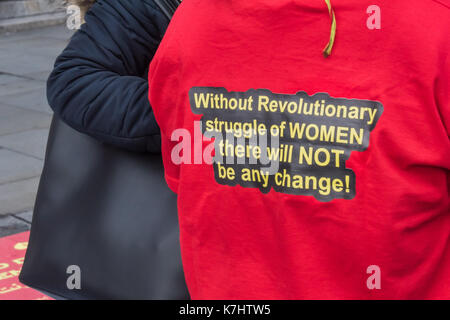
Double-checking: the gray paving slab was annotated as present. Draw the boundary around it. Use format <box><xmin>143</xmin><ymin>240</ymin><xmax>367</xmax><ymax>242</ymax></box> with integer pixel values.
<box><xmin>38</xmin><ymin>23</ymin><xmax>75</xmax><ymax>41</ymax></box>
<box><xmin>0</xmin><ymin>129</ymin><xmax>49</xmax><ymax>160</ymax></box>
<box><xmin>13</xmin><ymin>210</ymin><xmax>33</xmax><ymax>224</ymax></box>
<box><xmin>0</xmin><ymin>76</ymin><xmax>45</xmax><ymax>97</ymax></box>
<box><xmin>0</xmin><ymin>33</ymin><xmax>66</xmax><ymax>49</ymax></box>
<box><xmin>0</xmin><ymin>214</ymin><xmax>31</xmax><ymax>237</ymax></box>
<box><xmin>0</xmin><ymin>149</ymin><xmax>43</xmax><ymax>185</ymax></box>
<box><xmin>0</xmin><ymin>104</ymin><xmax>52</xmax><ymax>136</ymax></box>
<box><xmin>0</xmin><ymin>32</ymin><xmax>38</xmax><ymax>45</ymax></box>
<box><xmin>0</xmin><ymin>24</ymin><xmax>74</xmax><ymax>237</ymax></box>
<box><xmin>22</xmin><ymin>70</ymin><xmax>52</xmax><ymax>82</ymax></box>
<box><xmin>0</xmin><ymin>36</ymin><xmax>69</xmax><ymax>58</ymax></box>
<box><xmin>0</xmin><ymin>87</ymin><xmax>52</xmax><ymax>114</ymax></box>
<box><xmin>0</xmin><ymin>177</ymin><xmax>40</xmax><ymax>216</ymax></box>
<box><xmin>0</xmin><ymin>74</ymin><xmax>24</xmax><ymax>85</ymax></box>
<box><xmin>0</xmin><ymin>50</ymin><xmax>55</xmax><ymax>76</ymax></box>
<box><xmin>0</xmin><ymin>24</ymin><xmax>74</xmax><ymax>44</ymax></box>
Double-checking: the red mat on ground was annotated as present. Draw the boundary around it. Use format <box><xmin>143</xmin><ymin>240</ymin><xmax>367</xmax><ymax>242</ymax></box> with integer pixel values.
<box><xmin>0</xmin><ymin>231</ymin><xmax>52</xmax><ymax>300</ymax></box>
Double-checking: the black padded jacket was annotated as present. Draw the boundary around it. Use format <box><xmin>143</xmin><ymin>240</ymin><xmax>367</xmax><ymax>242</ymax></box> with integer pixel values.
<box><xmin>47</xmin><ymin>0</ymin><xmax>173</xmax><ymax>153</ymax></box>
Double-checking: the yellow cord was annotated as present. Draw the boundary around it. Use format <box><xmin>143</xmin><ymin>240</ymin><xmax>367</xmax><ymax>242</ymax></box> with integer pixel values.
<box><xmin>323</xmin><ymin>0</ymin><xmax>336</xmax><ymax>58</ymax></box>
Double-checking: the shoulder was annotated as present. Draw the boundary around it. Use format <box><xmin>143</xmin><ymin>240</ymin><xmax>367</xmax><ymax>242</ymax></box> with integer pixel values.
<box><xmin>82</xmin><ymin>0</ymin><xmax>170</xmax><ymax>35</ymax></box>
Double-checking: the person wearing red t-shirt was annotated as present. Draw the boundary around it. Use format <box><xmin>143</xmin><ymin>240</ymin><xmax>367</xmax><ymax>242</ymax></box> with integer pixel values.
<box><xmin>149</xmin><ymin>0</ymin><xmax>450</xmax><ymax>299</ymax></box>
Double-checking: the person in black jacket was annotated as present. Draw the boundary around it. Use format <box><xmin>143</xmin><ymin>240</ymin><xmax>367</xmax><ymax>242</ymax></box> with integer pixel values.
<box><xmin>48</xmin><ymin>0</ymin><xmax>170</xmax><ymax>152</ymax></box>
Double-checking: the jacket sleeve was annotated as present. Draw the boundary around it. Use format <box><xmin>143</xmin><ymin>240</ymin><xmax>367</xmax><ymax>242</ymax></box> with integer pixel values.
<box><xmin>47</xmin><ymin>0</ymin><xmax>169</xmax><ymax>153</ymax></box>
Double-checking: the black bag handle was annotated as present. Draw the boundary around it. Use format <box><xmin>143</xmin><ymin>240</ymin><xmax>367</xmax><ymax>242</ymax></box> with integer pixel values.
<box><xmin>154</xmin><ymin>0</ymin><xmax>182</xmax><ymax>19</ymax></box>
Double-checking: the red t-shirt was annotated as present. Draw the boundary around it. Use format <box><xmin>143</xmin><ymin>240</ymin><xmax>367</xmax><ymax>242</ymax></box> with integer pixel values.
<box><xmin>149</xmin><ymin>0</ymin><xmax>450</xmax><ymax>299</ymax></box>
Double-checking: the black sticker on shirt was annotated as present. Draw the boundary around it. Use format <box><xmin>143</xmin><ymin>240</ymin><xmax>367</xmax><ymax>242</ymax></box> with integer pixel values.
<box><xmin>189</xmin><ymin>87</ymin><xmax>383</xmax><ymax>202</ymax></box>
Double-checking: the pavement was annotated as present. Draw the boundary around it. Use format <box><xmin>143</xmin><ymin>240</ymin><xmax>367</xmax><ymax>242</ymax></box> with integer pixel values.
<box><xmin>0</xmin><ymin>24</ymin><xmax>75</xmax><ymax>237</ymax></box>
